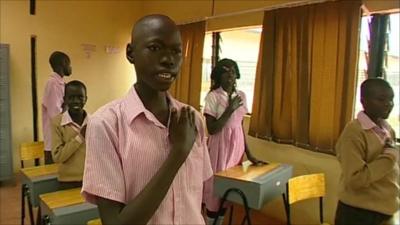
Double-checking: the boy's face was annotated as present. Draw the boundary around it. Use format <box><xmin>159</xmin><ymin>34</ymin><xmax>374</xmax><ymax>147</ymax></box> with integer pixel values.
<box><xmin>62</xmin><ymin>57</ymin><xmax>72</xmax><ymax>76</ymax></box>
<box><xmin>127</xmin><ymin>16</ymin><xmax>182</xmax><ymax>92</ymax></box>
<box><xmin>362</xmin><ymin>85</ymin><xmax>394</xmax><ymax>120</ymax></box>
<box><xmin>64</xmin><ymin>85</ymin><xmax>87</xmax><ymax>114</ymax></box>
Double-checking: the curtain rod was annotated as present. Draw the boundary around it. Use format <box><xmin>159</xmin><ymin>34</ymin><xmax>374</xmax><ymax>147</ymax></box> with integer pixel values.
<box><xmin>177</xmin><ymin>0</ymin><xmax>333</xmax><ymax>25</ymax></box>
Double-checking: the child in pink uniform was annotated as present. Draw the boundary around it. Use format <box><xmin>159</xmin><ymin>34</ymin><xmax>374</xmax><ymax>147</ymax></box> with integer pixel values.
<box><xmin>42</xmin><ymin>51</ymin><xmax>72</xmax><ymax>164</ymax></box>
<box><xmin>82</xmin><ymin>14</ymin><xmax>213</xmax><ymax>225</ymax></box>
<box><xmin>203</xmin><ymin>58</ymin><xmax>264</xmax><ymax>224</ymax></box>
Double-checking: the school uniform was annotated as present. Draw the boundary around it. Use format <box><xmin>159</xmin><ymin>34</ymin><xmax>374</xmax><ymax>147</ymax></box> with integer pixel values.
<box><xmin>335</xmin><ymin>111</ymin><xmax>399</xmax><ymax>225</ymax></box>
<box><xmin>82</xmin><ymin>86</ymin><xmax>213</xmax><ymax>224</ymax></box>
<box><xmin>202</xmin><ymin>87</ymin><xmax>248</xmax><ymax>212</ymax></box>
<box><xmin>42</xmin><ymin>72</ymin><xmax>65</xmax><ymax>163</ymax></box>
<box><xmin>51</xmin><ymin>111</ymin><xmax>88</xmax><ymax>188</ymax></box>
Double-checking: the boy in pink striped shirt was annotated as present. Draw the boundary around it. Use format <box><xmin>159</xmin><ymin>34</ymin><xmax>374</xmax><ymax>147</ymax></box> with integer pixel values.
<box><xmin>42</xmin><ymin>51</ymin><xmax>72</xmax><ymax>164</ymax></box>
<box><xmin>82</xmin><ymin>14</ymin><xmax>213</xmax><ymax>225</ymax></box>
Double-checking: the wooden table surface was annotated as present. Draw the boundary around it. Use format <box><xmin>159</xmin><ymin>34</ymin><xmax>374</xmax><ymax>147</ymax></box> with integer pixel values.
<box><xmin>87</xmin><ymin>218</ymin><xmax>101</xmax><ymax>225</ymax></box>
<box><xmin>215</xmin><ymin>163</ymin><xmax>280</xmax><ymax>182</ymax></box>
<box><xmin>40</xmin><ymin>188</ymin><xmax>84</xmax><ymax>209</ymax></box>
<box><xmin>20</xmin><ymin>164</ymin><xmax>59</xmax><ymax>178</ymax></box>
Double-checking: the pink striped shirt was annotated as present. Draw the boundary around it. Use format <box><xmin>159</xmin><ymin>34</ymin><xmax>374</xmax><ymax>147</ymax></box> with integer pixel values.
<box><xmin>82</xmin><ymin>86</ymin><xmax>213</xmax><ymax>225</ymax></box>
<box><xmin>42</xmin><ymin>72</ymin><xmax>65</xmax><ymax>151</ymax></box>
<box><xmin>357</xmin><ymin>111</ymin><xmax>393</xmax><ymax>144</ymax></box>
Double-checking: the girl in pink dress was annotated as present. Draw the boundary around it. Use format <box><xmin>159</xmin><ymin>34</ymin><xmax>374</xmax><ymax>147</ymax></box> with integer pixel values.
<box><xmin>203</xmin><ymin>58</ymin><xmax>264</xmax><ymax>224</ymax></box>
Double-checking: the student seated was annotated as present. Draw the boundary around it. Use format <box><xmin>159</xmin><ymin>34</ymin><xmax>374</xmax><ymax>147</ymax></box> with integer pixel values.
<box><xmin>51</xmin><ymin>80</ymin><xmax>88</xmax><ymax>190</ymax></box>
<box><xmin>335</xmin><ymin>78</ymin><xmax>399</xmax><ymax>225</ymax></box>
<box><xmin>81</xmin><ymin>14</ymin><xmax>213</xmax><ymax>225</ymax></box>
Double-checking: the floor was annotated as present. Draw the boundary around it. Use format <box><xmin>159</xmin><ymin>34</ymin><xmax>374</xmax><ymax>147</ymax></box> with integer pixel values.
<box><xmin>0</xmin><ymin>176</ymin><xmax>25</xmax><ymax>225</ymax></box>
<box><xmin>0</xmin><ymin>173</ymin><xmax>284</xmax><ymax>225</ymax></box>
<box><xmin>219</xmin><ymin>204</ymin><xmax>284</xmax><ymax>225</ymax></box>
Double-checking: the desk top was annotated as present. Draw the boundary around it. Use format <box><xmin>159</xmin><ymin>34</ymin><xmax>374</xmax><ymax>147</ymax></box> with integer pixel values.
<box><xmin>40</xmin><ymin>188</ymin><xmax>84</xmax><ymax>209</ymax></box>
<box><xmin>87</xmin><ymin>218</ymin><xmax>102</xmax><ymax>225</ymax></box>
<box><xmin>215</xmin><ymin>163</ymin><xmax>281</xmax><ymax>182</ymax></box>
<box><xmin>20</xmin><ymin>164</ymin><xmax>59</xmax><ymax>179</ymax></box>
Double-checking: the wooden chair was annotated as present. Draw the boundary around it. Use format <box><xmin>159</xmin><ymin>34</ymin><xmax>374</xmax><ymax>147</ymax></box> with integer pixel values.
<box><xmin>19</xmin><ymin>141</ymin><xmax>44</xmax><ymax>225</ymax></box>
<box><xmin>20</xmin><ymin>141</ymin><xmax>44</xmax><ymax>168</ymax></box>
<box><xmin>87</xmin><ymin>218</ymin><xmax>102</xmax><ymax>225</ymax></box>
<box><xmin>284</xmin><ymin>173</ymin><xmax>327</xmax><ymax>225</ymax></box>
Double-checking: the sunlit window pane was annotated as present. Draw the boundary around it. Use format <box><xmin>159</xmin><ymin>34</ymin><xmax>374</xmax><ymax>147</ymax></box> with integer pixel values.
<box><xmin>355</xmin><ymin>13</ymin><xmax>399</xmax><ymax>135</ymax></box>
<box><xmin>200</xmin><ymin>27</ymin><xmax>261</xmax><ymax>113</ymax></box>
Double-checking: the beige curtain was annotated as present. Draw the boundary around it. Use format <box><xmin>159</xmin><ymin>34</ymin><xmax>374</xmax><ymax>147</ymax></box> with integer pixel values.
<box><xmin>249</xmin><ymin>0</ymin><xmax>361</xmax><ymax>153</ymax></box>
<box><xmin>170</xmin><ymin>21</ymin><xmax>205</xmax><ymax>110</ymax></box>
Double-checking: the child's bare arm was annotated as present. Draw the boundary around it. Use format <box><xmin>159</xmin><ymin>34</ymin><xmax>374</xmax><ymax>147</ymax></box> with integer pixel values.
<box><xmin>242</xmin><ymin>120</ymin><xmax>267</xmax><ymax>165</ymax></box>
<box><xmin>97</xmin><ymin>154</ymin><xmax>187</xmax><ymax>225</ymax></box>
<box><xmin>205</xmin><ymin>95</ymin><xmax>242</xmax><ymax>135</ymax></box>
<box><xmin>97</xmin><ymin>107</ymin><xmax>197</xmax><ymax>225</ymax></box>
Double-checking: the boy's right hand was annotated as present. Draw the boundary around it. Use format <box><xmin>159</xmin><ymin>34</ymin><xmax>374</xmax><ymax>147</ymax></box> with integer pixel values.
<box><xmin>384</xmin><ymin>148</ymin><xmax>399</xmax><ymax>163</ymax></box>
<box><xmin>169</xmin><ymin>107</ymin><xmax>198</xmax><ymax>163</ymax></box>
<box><xmin>80</xmin><ymin>125</ymin><xmax>87</xmax><ymax>138</ymax></box>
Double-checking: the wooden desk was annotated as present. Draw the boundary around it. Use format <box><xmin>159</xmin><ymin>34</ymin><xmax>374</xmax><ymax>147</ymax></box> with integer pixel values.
<box><xmin>20</xmin><ymin>164</ymin><xmax>60</xmax><ymax>207</ymax></box>
<box><xmin>39</xmin><ymin>188</ymin><xmax>99</xmax><ymax>225</ymax></box>
<box><xmin>214</xmin><ymin>163</ymin><xmax>293</xmax><ymax>210</ymax></box>
<box><xmin>87</xmin><ymin>218</ymin><xmax>101</xmax><ymax>225</ymax></box>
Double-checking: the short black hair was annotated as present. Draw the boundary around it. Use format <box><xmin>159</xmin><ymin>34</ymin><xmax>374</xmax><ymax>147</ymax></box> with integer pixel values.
<box><xmin>65</xmin><ymin>80</ymin><xmax>87</xmax><ymax>95</ymax></box>
<box><xmin>210</xmin><ymin>58</ymin><xmax>240</xmax><ymax>90</ymax></box>
<box><xmin>360</xmin><ymin>78</ymin><xmax>392</xmax><ymax>99</ymax></box>
<box><xmin>49</xmin><ymin>51</ymin><xmax>69</xmax><ymax>71</ymax></box>
<box><xmin>131</xmin><ymin>14</ymin><xmax>177</xmax><ymax>44</ymax></box>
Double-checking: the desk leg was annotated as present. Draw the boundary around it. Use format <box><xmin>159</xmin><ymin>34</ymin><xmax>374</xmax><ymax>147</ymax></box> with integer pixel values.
<box><xmin>228</xmin><ymin>205</ymin><xmax>234</xmax><ymax>225</ymax></box>
<box><xmin>21</xmin><ymin>185</ymin><xmax>25</xmax><ymax>225</ymax></box>
<box><xmin>21</xmin><ymin>184</ymin><xmax>35</xmax><ymax>225</ymax></box>
<box><xmin>26</xmin><ymin>190</ymin><xmax>35</xmax><ymax>225</ymax></box>
<box><xmin>214</xmin><ymin>188</ymin><xmax>252</xmax><ymax>225</ymax></box>
<box><xmin>42</xmin><ymin>215</ymin><xmax>51</xmax><ymax>225</ymax></box>
<box><xmin>283</xmin><ymin>189</ymin><xmax>290</xmax><ymax>225</ymax></box>
<box><xmin>36</xmin><ymin>207</ymin><xmax>41</xmax><ymax>225</ymax></box>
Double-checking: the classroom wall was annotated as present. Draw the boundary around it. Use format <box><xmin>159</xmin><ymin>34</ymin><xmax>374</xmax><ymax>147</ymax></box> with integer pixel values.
<box><xmin>1</xmin><ymin>0</ymin><xmax>398</xmax><ymax>224</ymax></box>
<box><xmin>0</xmin><ymin>0</ymin><xmax>142</xmax><ymax>171</ymax></box>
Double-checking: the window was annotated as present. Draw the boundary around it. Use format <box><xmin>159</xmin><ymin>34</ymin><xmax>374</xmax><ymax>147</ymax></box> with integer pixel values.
<box><xmin>355</xmin><ymin>13</ymin><xmax>400</xmax><ymax>135</ymax></box>
<box><xmin>200</xmin><ymin>27</ymin><xmax>262</xmax><ymax>113</ymax></box>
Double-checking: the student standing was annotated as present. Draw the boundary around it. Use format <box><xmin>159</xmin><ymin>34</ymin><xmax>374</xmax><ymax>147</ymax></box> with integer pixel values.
<box><xmin>82</xmin><ymin>14</ymin><xmax>213</xmax><ymax>225</ymax></box>
<box><xmin>51</xmin><ymin>80</ymin><xmax>88</xmax><ymax>190</ymax></box>
<box><xmin>335</xmin><ymin>78</ymin><xmax>399</xmax><ymax>225</ymax></box>
<box><xmin>202</xmin><ymin>58</ymin><xmax>265</xmax><ymax>224</ymax></box>
<box><xmin>42</xmin><ymin>51</ymin><xmax>72</xmax><ymax>164</ymax></box>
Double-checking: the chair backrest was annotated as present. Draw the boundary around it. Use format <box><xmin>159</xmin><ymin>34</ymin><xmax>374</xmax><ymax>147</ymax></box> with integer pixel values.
<box><xmin>87</xmin><ymin>218</ymin><xmax>101</xmax><ymax>225</ymax></box>
<box><xmin>288</xmin><ymin>173</ymin><xmax>325</xmax><ymax>204</ymax></box>
<box><xmin>20</xmin><ymin>141</ymin><xmax>44</xmax><ymax>168</ymax></box>
<box><xmin>285</xmin><ymin>173</ymin><xmax>326</xmax><ymax>225</ymax></box>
